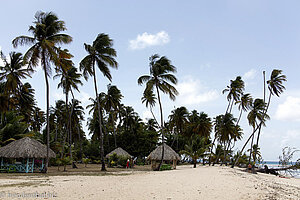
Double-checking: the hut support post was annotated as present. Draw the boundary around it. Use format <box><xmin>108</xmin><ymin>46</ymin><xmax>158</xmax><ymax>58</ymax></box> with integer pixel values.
<box><xmin>1</xmin><ymin>158</ymin><xmax>3</xmax><ymax>167</ymax></box>
<box><xmin>26</xmin><ymin>158</ymin><xmax>29</xmax><ymax>173</ymax></box>
<box><xmin>31</xmin><ymin>158</ymin><xmax>34</xmax><ymax>173</ymax></box>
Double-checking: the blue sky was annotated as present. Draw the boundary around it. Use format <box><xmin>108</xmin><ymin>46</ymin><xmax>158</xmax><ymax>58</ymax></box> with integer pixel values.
<box><xmin>0</xmin><ymin>0</ymin><xmax>300</xmax><ymax>161</ymax></box>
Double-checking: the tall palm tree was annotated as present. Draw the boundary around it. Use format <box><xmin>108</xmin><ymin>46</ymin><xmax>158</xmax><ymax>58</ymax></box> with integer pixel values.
<box><xmin>80</xmin><ymin>33</ymin><xmax>118</xmax><ymax>171</ymax></box>
<box><xmin>55</xmin><ymin>60</ymin><xmax>82</xmax><ymax>159</ymax></box>
<box><xmin>169</xmin><ymin>106</ymin><xmax>188</xmax><ymax>148</ymax></box>
<box><xmin>138</xmin><ymin>54</ymin><xmax>178</xmax><ymax>170</ymax></box>
<box><xmin>104</xmin><ymin>84</ymin><xmax>123</xmax><ymax>148</ymax></box>
<box><xmin>252</xmin><ymin>69</ymin><xmax>286</xmax><ymax>164</ymax></box>
<box><xmin>12</xmin><ymin>11</ymin><xmax>72</xmax><ymax>172</ymax></box>
<box><xmin>223</xmin><ymin>76</ymin><xmax>245</xmax><ymax>113</ymax></box>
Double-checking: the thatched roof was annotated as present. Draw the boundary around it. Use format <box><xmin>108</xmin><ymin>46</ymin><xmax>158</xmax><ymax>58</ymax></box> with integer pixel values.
<box><xmin>106</xmin><ymin>147</ymin><xmax>132</xmax><ymax>158</ymax></box>
<box><xmin>148</xmin><ymin>143</ymin><xmax>180</xmax><ymax>161</ymax></box>
<box><xmin>0</xmin><ymin>137</ymin><xmax>56</xmax><ymax>158</ymax></box>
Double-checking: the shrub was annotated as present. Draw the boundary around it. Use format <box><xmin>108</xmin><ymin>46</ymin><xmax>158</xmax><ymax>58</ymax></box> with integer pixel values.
<box><xmin>160</xmin><ymin>164</ymin><xmax>172</xmax><ymax>171</ymax></box>
<box><xmin>82</xmin><ymin>158</ymin><xmax>91</xmax><ymax>167</ymax></box>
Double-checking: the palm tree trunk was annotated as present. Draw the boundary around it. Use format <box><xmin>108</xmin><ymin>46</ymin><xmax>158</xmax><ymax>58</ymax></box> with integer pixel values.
<box><xmin>77</xmin><ymin>124</ymin><xmax>83</xmax><ymax>161</ymax></box>
<box><xmin>112</xmin><ymin>112</ymin><xmax>117</xmax><ymax>148</ymax></box>
<box><xmin>231</xmin><ymin>124</ymin><xmax>261</xmax><ymax>168</ymax></box>
<box><xmin>42</xmin><ymin>54</ymin><xmax>50</xmax><ymax>173</ymax></box>
<box><xmin>209</xmin><ymin>136</ymin><xmax>217</xmax><ymax>166</ymax></box>
<box><xmin>225</xmin><ymin>98</ymin><xmax>232</xmax><ymax>114</ymax></box>
<box><xmin>92</xmin><ymin>64</ymin><xmax>106</xmax><ymax>171</ymax></box>
<box><xmin>155</xmin><ymin>85</ymin><xmax>164</xmax><ymax>171</ymax></box>
<box><xmin>236</xmin><ymin>109</ymin><xmax>243</xmax><ymax>125</ymax></box>
<box><xmin>248</xmin><ymin>128</ymin><xmax>255</xmax><ymax>164</ymax></box>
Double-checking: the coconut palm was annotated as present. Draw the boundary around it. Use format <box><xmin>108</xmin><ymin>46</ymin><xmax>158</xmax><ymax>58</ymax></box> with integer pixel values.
<box><xmin>223</xmin><ymin>76</ymin><xmax>245</xmax><ymax>113</ymax></box>
<box><xmin>0</xmin><ymin>52</ymin><xmax>31</xmax><ymax>109</ymax></box>
<box><xmin>180</xmin><ymin>135</ymin><xmax>210</xmax><ymax>168</ymax></box>
<box><xmin>138</xmin><ymin>54</ymin><xmax>178</xmax><ymax>170</ymax></box>
<box><xmin>104</xmin><ymin>84</ymin><xmax>123</xmax><ymax>148</ymax></box>
<box><xmin>141</xmin><ymin>89</ymin><xmax>159</xmax><ymax>126</ymax></box>
<box><xmin>169</xmin><ymin>106</ymin><xmax>188</xmax><ymax>148</ymax></box>
<box><xmin>80</xmin><ymin>33</ymin><xmax>118</xmax><ymax>171</ymax></box>
<box><xmin>12</xmin><ymin>11</ymin><xmax>72</xmax><ymax>172</ymax></box>
<box><xmin>235</xmin><ymin>93</ymin><xmax>252</xmax><ymax>125</ymax></box>
<box><xmin>55</xmin><ymin>56</ymin><xmax>82</xmax><ymax>159</ymax></box>
<box><xmin>252</xmin><ymin>69</ymin><xmax>286</xmax><ymax>164</ymax></box>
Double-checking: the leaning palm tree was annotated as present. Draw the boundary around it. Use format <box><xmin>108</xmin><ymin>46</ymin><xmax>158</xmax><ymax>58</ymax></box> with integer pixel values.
<box><xmin>235</xmin><ymin>93</ymin><xmax>252</xmax><ymax>125</ymax></box>
<box><xmin>252</xmin><ymin>69</ymin><xmax>286</xmax><ymax>164</ymax></box>
<box><xmin>138</xmin><ymin>54</ymin><xmax>178</xmax><ymax>170</ymax></box>
<box><xmin>80</xmin><ymin>33</ymin><xmax>118</xmax><ymax>171</ymax></box>
<box><xmin>223</xmin><ymin>76</ymin><xmax>245</xmax><ymax>113</ymax></box>
<box><xmin>12</xmin><ymin>11</ymin><xmax>72</xmax><ymax>172</ymax></box>
<box><xmin>141</xmin><ymin>89</ymin><xmax>159</xmax><ymax>126</ymax></box>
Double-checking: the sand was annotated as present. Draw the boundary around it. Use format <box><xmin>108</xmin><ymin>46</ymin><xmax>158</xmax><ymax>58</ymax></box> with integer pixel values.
<box><xmin>0</xmin><ymin>165</ymin><xmax>299</xmax><ymax>200</ymax></box>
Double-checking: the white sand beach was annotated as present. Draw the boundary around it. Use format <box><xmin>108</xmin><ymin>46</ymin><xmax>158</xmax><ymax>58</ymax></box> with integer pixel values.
<box><xmin>0</xmin><ymin>165</ymin><xmax>300</xmax><ymax>200</ymax></box>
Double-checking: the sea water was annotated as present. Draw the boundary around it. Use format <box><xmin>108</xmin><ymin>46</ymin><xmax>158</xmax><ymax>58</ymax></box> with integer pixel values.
<box><xmin>260</xmin><ymin>161</ymin><xmax>300</xmax><ymax>178</ymax></box>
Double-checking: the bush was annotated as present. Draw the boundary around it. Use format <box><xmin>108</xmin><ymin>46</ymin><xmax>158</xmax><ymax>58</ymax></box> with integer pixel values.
<box><xmin>160</xmin><ymin>164</ymin><xmax>172</xmax><ymax>171</ymax></box>
<box><xmin>118</xmin><ymin>156</ymin><xmax>129</xmax><ymax>168</ymax></box>
<box><xmin>108</xmin><ymin>153</ymin><xmax>130</xmax><ymax>168</ymax></box>
<box><xmin>82</xmin><ymin>158</ymin><xmax>91</xmax><ymax>167</ymax></box>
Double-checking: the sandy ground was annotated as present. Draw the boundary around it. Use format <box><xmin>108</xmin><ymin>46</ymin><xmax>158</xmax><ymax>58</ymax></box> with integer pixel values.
<box><xmin>0</xmin><ymin>165</ymin><xmax>299</xmax><ymax>200</ymax></box>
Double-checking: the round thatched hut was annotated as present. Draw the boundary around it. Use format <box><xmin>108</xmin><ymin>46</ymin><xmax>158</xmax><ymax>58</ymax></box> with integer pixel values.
<box><xmin>105</xmin><ymin>147</ymin><xmax>132</xmax><ymax>159</ymax></box>
<box><xmin>147</xmin><ymin>143</ymin><xmax>180</xmax><ymax>169</ymax></box>
<box><xmin>0</xmin><ymin>137</ymin><xmax>56</xmax><ymax>173</ymax></box>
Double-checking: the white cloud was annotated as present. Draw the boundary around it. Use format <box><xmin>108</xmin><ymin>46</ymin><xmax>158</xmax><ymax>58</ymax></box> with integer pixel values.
<box><xmin>275</xmin><ymin>96</ymin><xmax>300</xmax><ymax>121</ymax></box>
<box><xmin>177</xmin><ymin>77</ymin><xmax>219</xmax><ymax>105</ymax></box>
<box><xmin>243</xmin><ymin>69</ymin><xmax>257</xmax><ymax>80</ymax></box>
<box><xmin>129</xmin><ymin>31</ymin><xmax>170</xmax><ymax>50</ymax></box>
<box><xmin>280</xmin><ymin>129</ymin><xmax>300</xmax><ymax>148</ymax></box>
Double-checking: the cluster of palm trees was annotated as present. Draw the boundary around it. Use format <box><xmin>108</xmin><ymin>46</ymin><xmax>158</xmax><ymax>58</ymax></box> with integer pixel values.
<box><xmin>0</xmin><ymin>10</ymin><xmax>287</xmax><ymax>173</ymax></box>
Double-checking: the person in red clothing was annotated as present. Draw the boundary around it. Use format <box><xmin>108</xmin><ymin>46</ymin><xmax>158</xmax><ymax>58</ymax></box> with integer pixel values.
<box><xmin>126</xmin><ymin>159</ymin><xmax>130</xmax><ymax>169</ymax></box>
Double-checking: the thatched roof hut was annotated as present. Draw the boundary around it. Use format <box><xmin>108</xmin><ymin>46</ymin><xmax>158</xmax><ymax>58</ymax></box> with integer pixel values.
<box><xmin>148</xmin><ymin>143</ymin><xmax>180</xmax><ymax>161</ymax></box>
<box><xmin>105</xmin><ymin>147</ymin><xmax>132</xmax><ymax>158</ymax></box>
<box><xmin>0</xmin><ymin>137</ymin><xmax>56</xmax><ymax>158</ymax></box>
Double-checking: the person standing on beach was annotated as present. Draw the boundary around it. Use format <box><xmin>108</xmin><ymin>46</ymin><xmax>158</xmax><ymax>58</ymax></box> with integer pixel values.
<box><xmin>126</xmin><ymin>159</ymin><xmax>130</xmax><ymax>169</ymax></box>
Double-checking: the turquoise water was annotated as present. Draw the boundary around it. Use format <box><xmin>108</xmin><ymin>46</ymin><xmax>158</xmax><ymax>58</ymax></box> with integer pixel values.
<box><xmin>262</xmin><ymin>161</ymin><xmax>300</xmax><ymax>178</ymax></box>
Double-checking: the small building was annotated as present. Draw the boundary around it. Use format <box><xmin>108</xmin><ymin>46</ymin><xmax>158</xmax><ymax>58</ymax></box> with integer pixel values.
<box><xmin>147</xmin><ymin>143</ymin><xmax>180</xmax><ymax>170</ymax></box>
<box><xmin>0</xmin><ymin>137</ymin><xmax>56</xmax><ymax>173</ymax></box>
<box><xmin>105</xmin><ymin>147</ymin><xmax>132</xmax><ymax>159</ymax></box>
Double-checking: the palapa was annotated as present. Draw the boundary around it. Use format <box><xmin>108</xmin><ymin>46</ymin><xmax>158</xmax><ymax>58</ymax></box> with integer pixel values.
<box><xmin>0</xmin><ymin>137</ymin><xmax>56</xmax><ymax>158</ymax></box>
<box><xmin>147</xmin><ymin>143</ymin><xmax>180</xmax><ymax>161</ymax></box>
<box><xmin>106</xmin><ymin>147</ymin><xmax>132</xmax><ymax>158</ymax></box>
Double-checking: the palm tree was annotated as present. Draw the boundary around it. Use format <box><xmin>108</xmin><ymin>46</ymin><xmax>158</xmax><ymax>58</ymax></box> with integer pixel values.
<box><xmin>138</xmin><ymin>54</ymin><xmax>178</xmax><ymax>170</ymax></box>
<box><xmin>169</xmin><ymin>106</ymin><xmax>188</xmax><ymax>149</ymax></box>
<box><xmin>12</xmin><ymin>11</ymin><xmax>72</xmax><ymax>172</ymax></box>
<box><xmin>180</xmin><ymin>135</ymin><xmax>210</xmax><ymax>168</ymax></box>
<box><xmin>223</xmin><ymin>76</ymin><xmax>245</xmax><ymax>113</ymax></box>
<box><xmin>104</xmin><ymin>84</ymin><xmax>123</xmax><ymax>148</ymax></box>
<box><xmin>0</xmin><ymin>52</ymin><xmax>31</xmax><ymax>109</ymax></box>
<box><xmin>141</xmin><ymin>89</ymin><xmax>159</xmax><ymax>126</ymax></box>
<box><xmin>55</xmin><ymin>60</ymin><xmax>82</xmax><ymax>159</ymax></box>
<box><xmin>80</xmin><ymin>34</ymin><xmax>118</xmax><ymax>171</ymax></box>
<box><xmin>232</xmin><ymin>70</ymin><xmax>286</xmax><ymax>168</ymax></box>
<box><xmin>252</xmin><ymin>69</ymin><xmax>286</xmax><ymax>164</ymax></box>
<box><xmin>235</xmin><ymin>93</ymin><xmax>252</xmax><ymax>124</ymax></box>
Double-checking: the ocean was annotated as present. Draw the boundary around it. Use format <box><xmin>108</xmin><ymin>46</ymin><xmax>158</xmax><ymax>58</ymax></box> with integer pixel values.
<box><xmin>261</xmin><ymin>161</ymin><xmax>300</xmax><ymax>178</ymax></box>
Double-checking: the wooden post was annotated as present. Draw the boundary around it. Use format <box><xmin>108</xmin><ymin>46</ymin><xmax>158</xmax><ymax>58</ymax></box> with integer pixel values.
<box><xmin>26</xmin><ymin>158</ymin><xmax>29</xmax><ymax>173</ymax></box>
<box><xmin>1</xmin><ymin>158</ymin><xmax>3</xmax><ymax>167</ymax></box>
<box><xmin>31</xmin><ymin>158</ymin><xmax>35</xmax><ymax>173</ymax></box>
